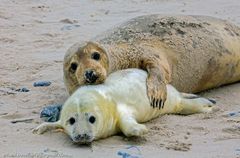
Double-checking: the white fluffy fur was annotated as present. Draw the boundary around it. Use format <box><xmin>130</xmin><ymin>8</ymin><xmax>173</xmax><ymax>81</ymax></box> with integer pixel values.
<box><xmin>33</xmin><ymin>69</ymin><xmax>214</xmax><ymax>143</ymax></box>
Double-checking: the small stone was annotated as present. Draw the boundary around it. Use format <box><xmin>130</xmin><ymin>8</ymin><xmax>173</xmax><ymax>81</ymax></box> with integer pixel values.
<box><xmin>33</xmin><ymin>81</ymin><xmax>51</xmax><ymax>87</ymax></box>
<box><xmin>16</xmin><ymin>87</ymin><xmax>30</xmax><ymax>92</ymax></box>
<box><xmin>40</xmin><ymin>104</ymin><xmax>62</xmax><ymax>122</ymax></box>
<box><xmin>60</xmin><ymin>18</ymin><xmax>78</xmax><ymax>24</ymax></box>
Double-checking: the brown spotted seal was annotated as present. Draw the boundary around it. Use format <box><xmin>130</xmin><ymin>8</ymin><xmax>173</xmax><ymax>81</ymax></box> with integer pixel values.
<box><xmin>33</xmin><ymin>69</ymin><xmax>215</xmax><ymax>143</ymax></box>
<box><xmin>63</xmin><ymin>15</ymin><xmax>240</xmax><ymax>108</ymax></box>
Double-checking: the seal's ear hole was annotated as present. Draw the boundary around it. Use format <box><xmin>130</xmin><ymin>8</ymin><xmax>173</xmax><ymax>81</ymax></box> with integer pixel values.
<box><xmin>88</xmin><ymin>116</ymin><xmax>96</xmax><ymax>124</ymax></box>
<box><xmin>69</xmin><ymin>117</ymin><xmax>76</xmax><ymax>125</ymax></box>
<box><xmin>91</xmin><ymin>52</ymin><xmax>100</xmax><ymax>61</ymax></box>
<box><xmin>70</xmin><ymin>63</ymin><xmax>78</xmax><ymax>73</ymax></box>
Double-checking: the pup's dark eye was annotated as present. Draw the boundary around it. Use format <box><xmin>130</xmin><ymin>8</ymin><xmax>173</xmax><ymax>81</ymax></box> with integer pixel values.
<box><xmin>69</xmin><ymin>117</ymin><xmax>75</xmax><ymax>125</ymax></box>
<box><xmin>70</xmin><ymin>63</ymin><xmax>78</xmax><ymax>72</ymax></box>
<box><xmin>91</xmin><ymin>52</ymin><xmax>100</xmax><ymax>60</ymax></box>
<box><xmin>89</xmin><ymin>116</ymin><xmax>96</xmax><ymax>124</ymax></box>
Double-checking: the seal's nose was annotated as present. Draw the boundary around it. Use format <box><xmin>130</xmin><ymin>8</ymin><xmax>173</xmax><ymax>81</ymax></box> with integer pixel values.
<box><xmin>85</xmin><ymin>70</ymin><xmax>98</xmax><ymax>83</ymax></box>
<box><xmin>74</xmin><ymin>134</ymin><xmax>91</xmax><ymax>142</ymax></box>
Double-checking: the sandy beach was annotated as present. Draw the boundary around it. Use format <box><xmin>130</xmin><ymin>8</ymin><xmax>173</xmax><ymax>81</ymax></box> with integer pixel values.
<box><xmin>0</xmin><ymin>0</ymin><xmax>240</xmax><ymax>157</ymax></box>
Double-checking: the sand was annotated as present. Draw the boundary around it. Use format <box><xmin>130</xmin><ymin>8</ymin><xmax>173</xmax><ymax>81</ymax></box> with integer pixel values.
<box><xmin>0</xmin><ymin>0</ymin><xmax>240</xmax><ymax>158</ymax></box>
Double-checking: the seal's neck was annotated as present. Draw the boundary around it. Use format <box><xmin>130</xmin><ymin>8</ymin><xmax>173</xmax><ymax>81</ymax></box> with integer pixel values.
<box><xmin>102</xmin><ymin>43</ymin><xmax>142</xmax><ymax>74</ymax></box>
<box><xmin>96</xmin><ymin>99</ymin><xmax>120</xmax><ymax>139</ymax></box>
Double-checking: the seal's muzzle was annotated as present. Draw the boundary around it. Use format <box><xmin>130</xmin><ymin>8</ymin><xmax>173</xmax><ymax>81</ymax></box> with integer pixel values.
<box><xmin>72</xmin><ymin>134</ymin><xmax>92</xmax><ymax>144</ymax></box>
<box><xmin>85</xmin><ymin>70</ymin><xmax>98</xmax><ymax>83</ymax></box>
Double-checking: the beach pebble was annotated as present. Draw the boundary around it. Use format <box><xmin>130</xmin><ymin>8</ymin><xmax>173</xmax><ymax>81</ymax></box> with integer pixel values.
<box><xmin>228</xmin><ymin>111</ymin><xmax>240</xmax><ymax>117</ymax></box>
<box><xmin>117</xmin><ymin>146</ymin><xmax>141</xmax><ymax>158</ymax></box>
<box><xmin>60</xmin><ymin>18</ymin><xmax>78</xmax><ymax>24</ymax></box>
<box><xmin>33</xmin><ymin>81</ymin><xmax>51</xmax><ymax>87</ymax></box>
<box><xmin>223</xmin><ymin>110</ymin><xmax>240</xmax><ymax>117</ymax></box>
<box><xmin>61</xmin><ymin>24</ymin><xmax>80</xmax><ymax>31</ymax></box>
<box><xmin>15</xmin><ymin>87</ymin><xmax>30</xmax><ymax>92</ymax></box>
<box><xmin>40</xmin><ymin>104</ymin><xmax>62</xmax><ymax>122</ymax></box>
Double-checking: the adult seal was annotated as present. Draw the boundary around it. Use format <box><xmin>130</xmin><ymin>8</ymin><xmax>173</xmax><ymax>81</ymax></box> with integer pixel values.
<box><xmin>33</xmin><ymin>69</ymin><xmax>215</xmax><ymax>144</ymax></box>
<box><xmin>63</xmin><ymin>15</ymin><xmax>240</xmax><ymax>108</ymax></box>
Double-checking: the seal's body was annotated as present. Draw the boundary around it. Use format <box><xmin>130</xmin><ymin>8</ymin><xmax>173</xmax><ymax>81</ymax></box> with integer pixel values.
<box><xmin>34</xmin><ymin>69</ymin><xmax>214</xmax><ymax>143</ymax></box>
<box><xmin>64</xmin><ymin>15</ymin><xmax>240</xmax><ymax>108</ymax></box>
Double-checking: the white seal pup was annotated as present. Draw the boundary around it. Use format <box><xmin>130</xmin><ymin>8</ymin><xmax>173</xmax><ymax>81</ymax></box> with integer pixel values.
<box><xmin>33</xmin><ymin>69</ymin><xmax>215</xmax><ymax>144</ymax></box>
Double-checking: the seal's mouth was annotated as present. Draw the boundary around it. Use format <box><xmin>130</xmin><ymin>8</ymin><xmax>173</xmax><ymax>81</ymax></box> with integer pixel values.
<box><xmin>84</xmin><ymin>70</ymin><xmax>99</xmax><ymax>84</ymax></box>
<box><xmin>71</xmin><ymin>134</ymin><xmax>94</xmax><ymax>144</ymax></box>
<box><xmin>85</xmin><ymin>77</ymin><xmax>99</xmax><ymax>84</ymax></box>
<box><xmin>72</xmin><ymin>140</ymin><xmax>93</xmax><ymax>145</ymax></box>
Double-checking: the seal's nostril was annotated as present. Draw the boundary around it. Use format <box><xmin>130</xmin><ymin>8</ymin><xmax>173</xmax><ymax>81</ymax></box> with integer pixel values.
<box><xmin>75</xmin><ymin>134</ymin><xmax>83</xmax><ymax>140</ymax></box>
<box><xmin>74</xmin><ymin>135</ymin><xmax>80</xmax><ymax>140</ymax></box>
<box><xmin>85</xmin><ymin>135</ymin><xmax>91</xmax><ymax>140</ymax></box>
<box><xmin>85</xmin><ymin>70</ymin><xmax>94</xmax><ymax>78</ymax></box>
<box><xmin>83</xmin><ymin>134</ymin><xmax>91</xmax><ymax>140</ymax></box>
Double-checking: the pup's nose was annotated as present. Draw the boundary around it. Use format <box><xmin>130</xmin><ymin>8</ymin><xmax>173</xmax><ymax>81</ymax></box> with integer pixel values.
<box><xmin>74</xmin><ymin>134</ymin><xmax>91</xmax><ymax>142</ymax></box>
<box><xmin>85</xmin><ymin>70</ymin><xmax>98</xmax><ymax>83</ymax></box>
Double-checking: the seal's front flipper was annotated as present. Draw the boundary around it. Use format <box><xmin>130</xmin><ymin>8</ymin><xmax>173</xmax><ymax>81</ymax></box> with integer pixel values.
<box><xmin>141</xmin><ymin>53</ymin><xmax>171</xmax><ymax>109</ymax></box>
<box><xmin>120</xmin><ymin>119</ymin><xmax>148</xmax><ymax>137</ymax></box>
<box><xmin>118</xmin><ymin>104</ymin><xmax>148</xmax><ymax>137</ymax></box>
<box><xmin>179</xmin><ymin>93</ymin><xmax>216</xmax><ymax>115</ymax></box>
<box><xmin>33</xmin><ymin>121</ymin><xmax>63</xmax><ymax>135</ymax></box>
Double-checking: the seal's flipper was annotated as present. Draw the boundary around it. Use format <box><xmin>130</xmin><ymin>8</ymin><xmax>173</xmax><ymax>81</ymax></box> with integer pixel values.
<box><xmin>120</xmin><ymin>120</ymin><xmax>148</xmax><ymax>137</ymax></box>
<box><xmin>118</xmin><ymin>103</ymin><xmax>148</xmax><ymax>137</ymax></box>
<box><xmin>181</xmin><ymin>93</ymin><xmax>200</xmax><ymax>99</ymax></box>
<box><xmin>33</xmin><ymin>121</ymin><xmax>63</xmax><ymax>135</ymax></box>
<box><xmin>179</xmin><ymin>93</ymin><xmax>216</xmax><ymax>115</ymax></box>
<box><xmin>181</xmin><ymin>93</ymin><xmax>216</xmax><ymax>105</ymax></box>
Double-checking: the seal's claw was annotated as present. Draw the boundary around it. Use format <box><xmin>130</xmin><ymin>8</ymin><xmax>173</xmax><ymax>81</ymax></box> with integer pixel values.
<box><xmin>32</xmin><ymin>125</ymin><xmax>46</xmax><ymax>135</ymax></box>
<box><xmin>158</xmin><ymin>100</ymin><xmax>162</xmax><ymax>109</ymax></box>
<box><xmin>156</xmin><ymin>99</ymin><xmax>159</xmax><ymax>108</ymax></box>
<box><xmin>147</xmin><ymin>76</ymin><xmax>167</xmax><ymax>109</ymax></box>
<box><xmin>152</xmin><ymin>98</ymin><xmax>155</xmax><ymax>108</ymax></box>
<box><xmin>150</xmin><ymin>97</ymin><xmax>153</xmax><ymax>107</ymax></box>
<box><xmin>32</xmin><ymin>128</ymin><xmax>37</xmax><ymax>134</ymax></box>
<box><xmin>160</xmin><ymin>100</ymin><xmax>164</xmax><ymax>109</ymax></box>
<box><xmin>154</xmin><ymin>98</ymin><xmax>158</xmax><ymax>108</ymax></box>
<box><xmin>153</xmin><ymin>98</ymin><xmax>156</xmax><ymax>108</ymax></box>
<box><xmin>151</xmin><ymin>97</ymin><xmax>166</xmax><ymax>109</ymax></box>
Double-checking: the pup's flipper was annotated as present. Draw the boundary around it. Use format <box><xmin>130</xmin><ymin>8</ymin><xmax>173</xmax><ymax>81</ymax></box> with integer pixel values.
<box><xmin>179</xmin><ymin>93</ymin><xmax>216</xmax><ymax>115</ymax></box>
<box><xmin>33</xmin><ymin>121</ymin><xmax>63</xmax><ymax>135</ymax></box>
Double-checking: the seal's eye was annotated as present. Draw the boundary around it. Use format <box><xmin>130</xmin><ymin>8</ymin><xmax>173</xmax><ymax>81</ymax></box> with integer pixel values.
<box><xmin>69</xmin><ymin>117</ymin><xmax>76</xmax><ymax>125</ymax></box>
<box><xmin>91</xmin><ymin>52</ymin><xmax>100</xmax><ymax>61</ymax></box>
<box><xmin>70</xmin><ymin>63</ymin><xmax>78</xmax><ymax>73</ymax></box>
<box><xmin>89</xmin><ymin>116</ymin><xmax>96</xmax><ymax>124</ymax></box>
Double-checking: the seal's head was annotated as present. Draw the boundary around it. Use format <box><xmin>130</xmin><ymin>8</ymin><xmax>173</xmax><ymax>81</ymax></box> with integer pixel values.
<box><xmin>60</xmin><ymin>90</ymin><xmax>118</xmax><ymax>144</ymax></box>
<box><xmin>64</xmin><ymin>42</ymin><xmax>109</xmax><ymax>94</ymax></box>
